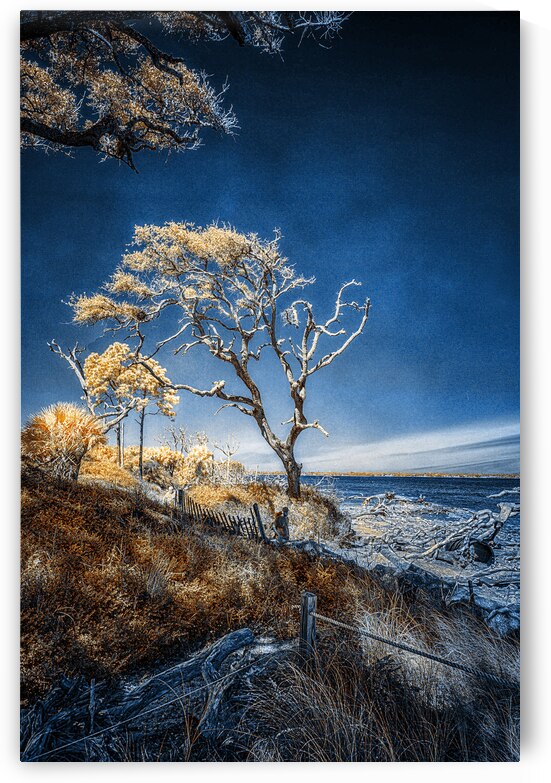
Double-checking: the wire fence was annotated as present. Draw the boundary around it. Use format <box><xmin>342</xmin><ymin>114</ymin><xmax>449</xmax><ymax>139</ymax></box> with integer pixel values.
<box><xmin>24</xmin><ymin>592</ymin><xmax>518</xmax><ymax>759</ymax></box>
<box><xmin>299</xmin><ymin>592</ymin><xmax>517</xmax><ymax>689</ymax></box>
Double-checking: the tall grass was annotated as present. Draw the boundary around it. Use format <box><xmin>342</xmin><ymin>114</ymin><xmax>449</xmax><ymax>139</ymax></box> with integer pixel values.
<box><xmin>241</xmin><ymin>626</ymin><xmax>519</xmax><ymax>762</ymax></box>
<box><xmin>21</xmin><ymin>403</ymin><xmax>106</xmax><ymax>480</ymax></box>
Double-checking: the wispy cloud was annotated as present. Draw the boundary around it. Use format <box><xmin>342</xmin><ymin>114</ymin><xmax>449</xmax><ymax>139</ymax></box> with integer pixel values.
<box><xmin>233</xmin><ymin>419</ymin><xmax>520</xmax><ymax>474</ymax></box>
<box><xmin>303</xmin><ymin>419</ymin><xmax>520</xmax><ymax>473</ymax></box>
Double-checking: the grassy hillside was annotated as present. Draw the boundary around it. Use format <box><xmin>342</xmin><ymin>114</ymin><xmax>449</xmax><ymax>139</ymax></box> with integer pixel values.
<box><xmin>21</xmin><ymin>465</ymin><xmax>378</xmax><ymax>703</ymax></box>
<box><xmin>21</xmin><ymin>466</ymin><xmax>519</xmax><ymax>760</ymax></box>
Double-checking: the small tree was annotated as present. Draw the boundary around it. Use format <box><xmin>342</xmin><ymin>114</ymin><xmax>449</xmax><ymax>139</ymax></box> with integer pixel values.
<box><xmin>83</xmin><ymin>342</ymin><xmax>179</xmax><ymax>477</ymax></box>
<box><xmin>158</xmin><ymin>424</ymin><xmax>189</xmax><ymax>455</ymax></box>
<box><xmin>214</xmin><ymin>436</ymin><xmax>240</xmax><ymax>484</ymax></box>
<box><xmin>70</xmin><ymin>223</ymin><xmax>370</xmax><ymax>498</ymax></box>
<box><xmin>22</xmin><ymin>403</ymin><xmax>106</xmax><ymax>480</ymax></box>
<box><xmin>49</xmin><ymin>341</ymin><xmax>179</xmax><ymax>476</ymax></box>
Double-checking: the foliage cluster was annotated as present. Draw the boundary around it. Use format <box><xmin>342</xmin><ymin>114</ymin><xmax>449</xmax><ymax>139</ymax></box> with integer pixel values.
<box><xmin>83</xmin><ymin>342</ymin><xmax>179</xmax><ymax>417</ymax></box>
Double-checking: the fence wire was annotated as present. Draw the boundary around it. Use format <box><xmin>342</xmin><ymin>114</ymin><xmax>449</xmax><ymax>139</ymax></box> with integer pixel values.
<box><xmin>311</xmin><ymin>611</ymin><xmax>516</xmax><ymax>688</ymax></box>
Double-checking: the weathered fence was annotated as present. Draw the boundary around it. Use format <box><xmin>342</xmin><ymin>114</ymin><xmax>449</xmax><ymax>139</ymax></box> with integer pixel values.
<box><xmin>174</xmin><ymin>489</ymin><xmax>269</xmax><ymax>543</ymax></box>
<box><xmin>299</xmin><ymin>591</ymin><xmax>515</xmax><ymax>688</ymax></box>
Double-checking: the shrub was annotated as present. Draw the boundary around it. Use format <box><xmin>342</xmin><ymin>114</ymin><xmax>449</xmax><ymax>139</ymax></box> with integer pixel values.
<box><xmin>79</xmin><ymin>446</ymin><xmax>137</xmax><ymax>488</ymax></box>
<box><xmin>21</xmin><ymin>403</ymin><xmax>106</xmax><ymax>481</ymax></box>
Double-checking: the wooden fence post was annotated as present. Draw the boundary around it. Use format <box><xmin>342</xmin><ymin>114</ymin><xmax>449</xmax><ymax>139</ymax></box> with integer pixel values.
<box><xmin>299</xmin><ymin>591</ymin><xmax>317</xmax><ymax>666</ymax></box>
<box><xmin>252</xmin><ymin>503</ymin><xmax>269</xmax><ymax>543</ymax></box>
<box><xmin>176</xmin><ymin>489</ymin><xmax>184</xmax><ymax>517</ymax></box>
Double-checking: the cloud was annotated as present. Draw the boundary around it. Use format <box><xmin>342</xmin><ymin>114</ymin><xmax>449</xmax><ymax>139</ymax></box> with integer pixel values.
<box><xmin>302</xmin><ymin>419</ymin><xmax>520</xmax><ymax>473</ymax></box>
<box><xmin>225</xmin><ymin>417</ymin><xmax>521</xmax><ymax>473</ymax></box>
<box><xmin>146</xmin><ymin>414</ymin><xmax>520</xmax><ymax>474</ymax></box>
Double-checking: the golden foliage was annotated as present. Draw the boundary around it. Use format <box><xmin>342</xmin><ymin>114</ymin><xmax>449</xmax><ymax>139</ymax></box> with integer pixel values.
<box><xmin>70</xmin><ymin>222</ymin><xmax>308</xmax><ymax>346</ymax></box>
<box><xmin>105</xmin><ymin>270</ymin><xmax>152</xmax><ymax>300</ymax></box>
<box><xmin>123</xmin><ymin>222</ymin><xmax>251</xmax><ymax>277</ymax></box>
<box><xmin>121</xmin><ymin>443</ymin><xmax>215</xmax><ymax>488</ymax></box>
<box><xmin>21</xmin><ymin>404</ymin><xmax>106</xmax><ymax>480</ymax></box>
<box><xmin>71</xmin><ymin>294</ymin><xmax>146</xmax><ymax>325</ymax></box>
<box><xmin>83</xmin><ymin>342</ymin><xmax>179</xmax><ymax>415</ymax></box>
<box><xmin>20</xmin><ymin>57</ymin><xmax>78</xmax><ymax>131</ymax></box>
<box><xmin>21</xmin><ymin>13</ymin><xmax>242</xmax><ymax>167</ymax></box>
<box><xmin>86</xmin><ymin>443</ymin><xmax>118</xmax><ymax>464</ymax></box>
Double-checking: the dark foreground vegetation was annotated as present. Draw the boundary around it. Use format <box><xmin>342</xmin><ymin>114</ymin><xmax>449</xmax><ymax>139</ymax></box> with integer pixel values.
<box><xmin>21</xmin><ymin>466</ymin><xmax>519</xmax><ymax>761</ymax></box>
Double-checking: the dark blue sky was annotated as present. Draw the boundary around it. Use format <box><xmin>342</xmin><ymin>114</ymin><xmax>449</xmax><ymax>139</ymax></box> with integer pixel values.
<box><xmin>21</xmin><ymin>11</ymin><xmax>519</xmax><ymax>473</ymax></box>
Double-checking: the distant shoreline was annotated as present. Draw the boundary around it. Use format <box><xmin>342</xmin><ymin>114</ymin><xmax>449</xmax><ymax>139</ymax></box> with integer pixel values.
<box><xmin>251</xmin><ymin>471</ymin><xmax>520</xmax><ymax>479</ymax></box>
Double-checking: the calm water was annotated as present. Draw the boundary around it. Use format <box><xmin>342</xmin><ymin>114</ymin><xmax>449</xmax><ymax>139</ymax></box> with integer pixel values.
<box><xmin>259</xmin><ymin>474</ymin><xmax>520</xmax><ymax>521</ymax></box>
<box><xmin>299</xmin><ymin>475</ymin><xmax>520</xmax><ymax>515</ymax></box>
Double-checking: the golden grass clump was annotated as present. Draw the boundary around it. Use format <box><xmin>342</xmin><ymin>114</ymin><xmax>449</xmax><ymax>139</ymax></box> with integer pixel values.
<box><xmin>21</xmin><ymin>403</ymin><xmax>106</xmax><ymax>481</ymax></box>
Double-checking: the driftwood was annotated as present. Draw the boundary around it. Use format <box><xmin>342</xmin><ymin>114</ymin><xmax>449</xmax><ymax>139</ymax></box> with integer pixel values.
<box><xmin>405</xmin><ymin>503</ymin><xmax>520</xmax><ymax>566</ymax></box>
<box><xmin>21</xmin><ymin>628</ymin><xmax>257</xmax><ymax>761</ymax></box>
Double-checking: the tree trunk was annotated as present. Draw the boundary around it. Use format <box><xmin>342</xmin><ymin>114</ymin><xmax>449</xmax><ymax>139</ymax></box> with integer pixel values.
<box><xmin>139</xmin><ymin>408</ymin><xmax>145</xmax><ymax>479</ymax></box>
<box><xmin>283</xmin><ymin>450</ymin><xmax>302</xmax><ymax>499</ymax></box>
<box><xmin>256</xmin><ymin>414</ymin><xmax>303</xmax><ymax>498</ymax></box>
<box><xmin>117</xmin><ymin>421</ymin><xmax>125</xmax><ymax>468</ymax></box>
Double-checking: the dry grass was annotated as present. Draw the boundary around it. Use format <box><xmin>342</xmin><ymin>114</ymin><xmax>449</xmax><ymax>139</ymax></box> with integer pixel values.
<box><xmin>20</xmin><ymin>465</ymin><xmax>519</xmax><ymax>761</ymax></box>
<box><xmin>189</xmin><ymin>480</ymin><xmax>350</xmax><ymax>541</ymax></box>
<box><xmin>21</xmin><ymin>466</ymin><xmax>374</xmax><ymax>704</ymax></box>
<box><xmin>243</xmin><ymin>634</ymin><xmax>519</xmax><ymax>761</ymax></box>
<box><xmin>79</xmin><ymin>447</ymin><xmax>138</xmax><ymax>488</ymax></box>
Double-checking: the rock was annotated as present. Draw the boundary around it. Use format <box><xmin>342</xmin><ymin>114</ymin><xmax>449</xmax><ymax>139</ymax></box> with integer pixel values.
<box><xmin>470</xmin><ymin>540</ymin><xmax>494</xmax><ymax>564</ymax></box>
<box><xmin>485</xmin><ymin>605</ymin><xmax>520</xmax><ymax>636</ymax></box>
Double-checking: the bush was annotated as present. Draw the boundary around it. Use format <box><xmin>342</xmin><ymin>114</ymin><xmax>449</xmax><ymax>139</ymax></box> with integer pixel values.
<box><xmin>79</xmin><ymin>446</ymin><xmax>137</xmax><ymax>488</ymax></box>
<box><xmin>21</xmin><ymin>403</ymin><xmax>106</xmax><ymax>481</ymax></box>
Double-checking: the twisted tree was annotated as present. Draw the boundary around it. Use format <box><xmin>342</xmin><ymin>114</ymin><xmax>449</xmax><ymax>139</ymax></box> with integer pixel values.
<box><xmin>20</xmin><ymin>10</ymin><xmax>348</xmax><ymax>170</ymax></box>
<box><xmin>68</xmin><ymin>223</ymin><xmax>371</xmax><ymax>498</ymax></box>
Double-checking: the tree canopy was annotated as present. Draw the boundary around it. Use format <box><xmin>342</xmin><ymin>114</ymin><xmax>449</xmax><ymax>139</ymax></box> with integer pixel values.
<box><xmin>67</xmin><ymin>222</ymin><xmax>370</xmax><ymax>496</ymax></box>
<box><xmin>20</xmin><ymin>10</ymin><xmax>348</xmax><ymax>169</ymax></box>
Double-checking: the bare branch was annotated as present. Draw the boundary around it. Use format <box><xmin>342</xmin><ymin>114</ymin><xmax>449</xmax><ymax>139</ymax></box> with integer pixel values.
<box><xmin>307</xmin><ymin>298</ymin><xmax>371</xmax><ymax>376</ymax></box>
<box><xmin>48</xmin><ymin>340</ymin><xmax>95</xmax><ymax>415</ymax></box>
<box><xmin>101</xmin><ymin>401</ymin><xmax>137</xmax><ymax>432</ymax></box>
<box><xmin>215</xmin><ymin>402</ymin><xmax>255</xmax><ymax>417</ymax></box>
<box><xmin>300</xmin><ymin>420</ymin><xmax>330</xmax><ymax>438</ymax></box>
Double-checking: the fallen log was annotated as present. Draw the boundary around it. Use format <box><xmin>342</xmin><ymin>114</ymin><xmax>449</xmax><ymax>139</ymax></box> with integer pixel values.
<box><xmin>21</xmin><ymin>628</ymin><xmax>256</xmax><ymax>761</ymax></box>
